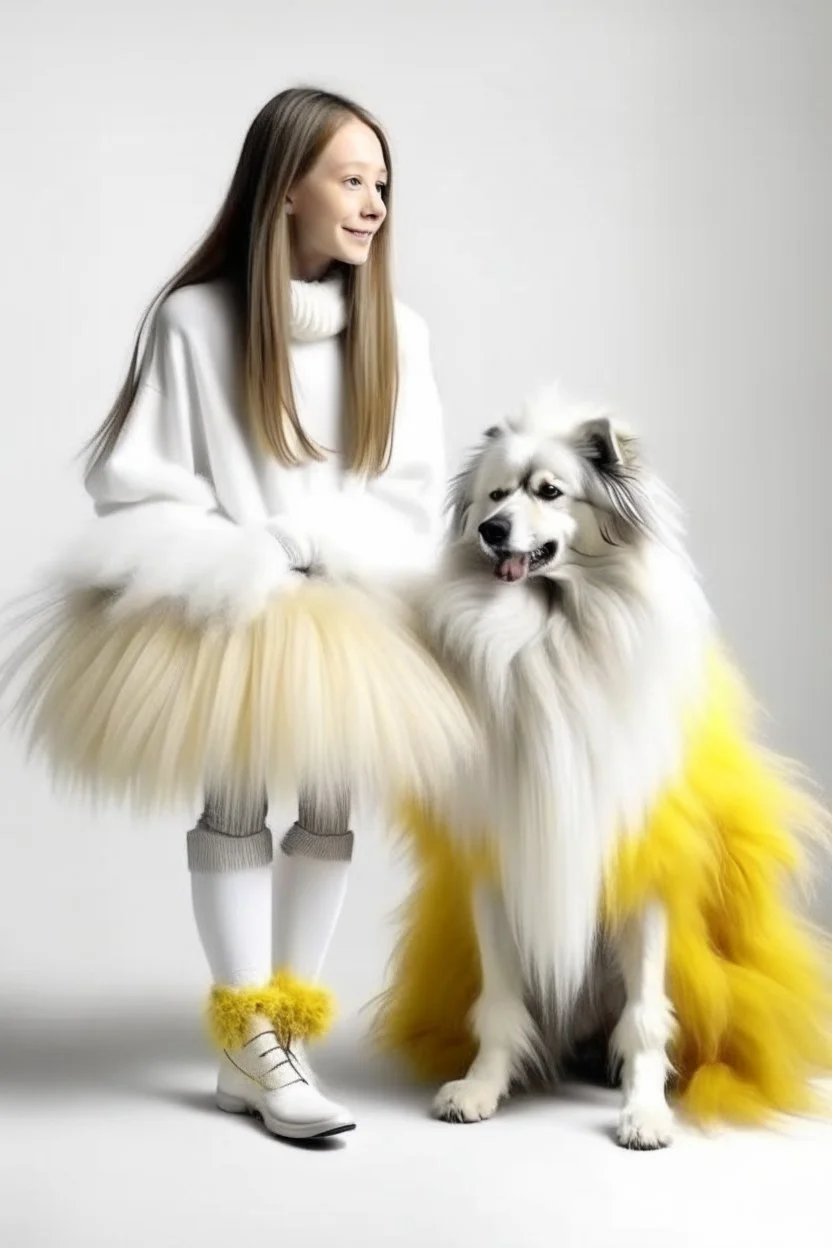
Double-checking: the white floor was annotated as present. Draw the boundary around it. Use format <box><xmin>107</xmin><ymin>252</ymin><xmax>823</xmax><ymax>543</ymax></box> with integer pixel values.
<box><xmin>1</xmin><ymin>995</ymin><xmax>830</xmax><ymax>1248</ymax></box>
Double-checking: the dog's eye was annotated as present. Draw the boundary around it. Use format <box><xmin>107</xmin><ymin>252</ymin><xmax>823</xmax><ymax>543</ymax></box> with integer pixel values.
<box><xmin>489</xmin><ymin>488</ymin><xmax>509</xmax><ymax>502</ymax></box>
<box><xmin>537</xmin><ymin>482</ymin><xmax>563</xmax><ymax>501</ymax></box>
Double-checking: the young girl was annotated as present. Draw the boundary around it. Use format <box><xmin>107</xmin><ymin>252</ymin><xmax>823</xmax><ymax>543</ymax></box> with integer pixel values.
<box><xmin>77</xmin><ymin>87</ymin><xmax>447</xmax><ymax>1139</ymax></box>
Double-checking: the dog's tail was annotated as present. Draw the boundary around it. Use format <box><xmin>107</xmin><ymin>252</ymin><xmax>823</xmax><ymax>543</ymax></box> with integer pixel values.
<box><xmin>605</xmin><ymin>646</ymin><xmax>832</xmax><ymax>1126</ymax></box>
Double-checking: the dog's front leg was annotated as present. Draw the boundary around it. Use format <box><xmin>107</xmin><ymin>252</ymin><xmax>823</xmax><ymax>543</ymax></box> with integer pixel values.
<box><xmin>611</xmin><ymin>902</ymin><xmax>675</xmax><ymax>1149</ymax></box>
<box><xmin>433</xmin><ymin>882</ymin><xmax>538</xmax><ymax>1124</ymax></box>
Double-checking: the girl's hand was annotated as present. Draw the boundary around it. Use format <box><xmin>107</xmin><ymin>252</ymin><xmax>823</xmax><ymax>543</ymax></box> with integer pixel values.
<box><xmin>265</xmin><ymin>515</ymin><xmax>331</xmax><ymax>579</ymax></box>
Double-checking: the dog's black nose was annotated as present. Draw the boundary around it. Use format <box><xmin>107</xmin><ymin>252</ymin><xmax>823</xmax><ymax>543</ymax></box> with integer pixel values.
<box><xmin>479</xmin><ymin>516</ymin><xmax>512</xmax><ymax>548</ymax></box>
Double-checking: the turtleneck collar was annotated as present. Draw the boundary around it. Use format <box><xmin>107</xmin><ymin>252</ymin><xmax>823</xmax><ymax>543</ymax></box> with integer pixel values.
<box><xmin>289</xmin><ymin>270</ymin><xmax>347</xmax><ymax>342</ymax></box>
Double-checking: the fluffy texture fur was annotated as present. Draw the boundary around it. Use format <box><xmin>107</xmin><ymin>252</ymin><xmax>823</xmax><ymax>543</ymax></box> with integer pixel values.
<box><xmin>420</xmin><ymin>393</ymin><xmax>711</xmax><ymax>1012</ymax></box>
<box><xmin>606</xmin><ymin>652</ymin><xmax>832</xmax><ymax>1123</ymax></box>
<box><xmin>208</xmin><ymin>968</ymin><xmax>334</xmax><ymax>1050</ymax></box>
<box><xmin>374</xmin><ymin>653</ymin><xmax>832</xmax><ymax>1123</ymax></box>
<box><xmin>0</xmin><ymin>578</ymin><xmax>475</xmax><ymax>816</ymax></box>
<box><xmin>373</xmin><ymin>388</ymin><xmax>831</xmax><ymax>1140</ymax></box>
<box><xmin>60</xmin><ymin>501</ymin><xmax>300</xmax><ymax>630</ymax></box>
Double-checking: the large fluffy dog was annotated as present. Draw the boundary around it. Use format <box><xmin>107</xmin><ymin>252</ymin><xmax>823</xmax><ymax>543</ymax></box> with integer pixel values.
<box><xmin>375</xmin><ymin>389</ymin><xmax>831</xmax><ymax>1148</ymax></box>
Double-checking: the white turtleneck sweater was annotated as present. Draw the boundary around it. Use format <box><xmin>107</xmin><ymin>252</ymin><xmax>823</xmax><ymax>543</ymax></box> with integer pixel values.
<box><xmin>67</xmin><ymin>274</ymin><xmax>446</xmax><ymax>625</ymax></box>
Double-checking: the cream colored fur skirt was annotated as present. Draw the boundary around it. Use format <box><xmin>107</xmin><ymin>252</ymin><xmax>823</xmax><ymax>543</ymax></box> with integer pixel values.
<box><xmin>1</xmin><ymin>579</ymin><xmax>475</xmax><ymax>816</ymax></box>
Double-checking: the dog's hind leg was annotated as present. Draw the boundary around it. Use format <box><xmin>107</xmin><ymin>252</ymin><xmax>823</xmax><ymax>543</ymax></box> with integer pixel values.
<box><xmin>433</xmin><ymin>882</ymin><xmax>538</xmax><ymax>1124</ymax></box>
<box><xmin>610</xmin><ymin>902</ymin><xmax>675</xmax><ymax>1149</ymax></box>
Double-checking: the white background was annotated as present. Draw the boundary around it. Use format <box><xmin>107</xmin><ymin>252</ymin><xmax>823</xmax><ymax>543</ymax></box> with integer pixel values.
<box><xmin>1</xmin><ymin>3</ymin><xmax>830</xmax><ymax>1245</ymax></box>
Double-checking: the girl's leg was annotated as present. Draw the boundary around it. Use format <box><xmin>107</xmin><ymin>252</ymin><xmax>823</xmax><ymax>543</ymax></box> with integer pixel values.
<box><xmin>187</xmin><ymin>791</ymin><xmax>354</xmax><ymax>1140</ymax></box>
<box><xmin>188</xmin><ymin>791</ymin><xmax>272</xmax><ymax>987</ymax></box>
<box><xmin>272</xmin><ymin>784</ymin><xmax>353</xmax><ymax>982</ymax></box>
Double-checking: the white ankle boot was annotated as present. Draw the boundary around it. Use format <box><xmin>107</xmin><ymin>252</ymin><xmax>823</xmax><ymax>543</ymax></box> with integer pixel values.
<box><xmin>216</xmin><ymin>1012</ymin><xmax>355</xmax><ymax>1140</ymax></box>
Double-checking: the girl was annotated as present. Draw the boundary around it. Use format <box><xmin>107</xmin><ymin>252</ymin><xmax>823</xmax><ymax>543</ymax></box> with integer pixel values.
<box><xmin>77</xmin><ymin>87</ymin><xmax>447</xmax><ymax>1139</ymax></box>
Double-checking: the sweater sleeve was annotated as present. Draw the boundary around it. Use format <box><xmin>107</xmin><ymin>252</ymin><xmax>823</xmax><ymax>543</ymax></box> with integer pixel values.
<box><xmin>68</xmin><ymin>300</ymin><xmax>298</xmax><ymax>627</ymax></box>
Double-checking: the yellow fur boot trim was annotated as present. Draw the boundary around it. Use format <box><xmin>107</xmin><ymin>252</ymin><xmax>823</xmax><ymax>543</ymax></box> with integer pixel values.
<box><xmin>207</xmin><ymin>968</ymin><xmax>336</xmax><ymax>1051</ymax></box>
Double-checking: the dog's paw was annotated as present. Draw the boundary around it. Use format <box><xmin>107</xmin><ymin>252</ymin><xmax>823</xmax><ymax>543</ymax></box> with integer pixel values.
<box><xmin>432</xmin><ymin>1079</ymin><xmax>501</xmax><ymax>1124</ymax></box>
<box><xmin>616</xmin><ymin>1101</ymin><xmax>674</xmax><ymax>1150</ymax></box>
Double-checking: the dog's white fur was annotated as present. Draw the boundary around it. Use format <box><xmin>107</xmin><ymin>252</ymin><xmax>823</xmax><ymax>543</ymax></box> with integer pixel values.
<box><xmin>422</xmin><ymin>387</ymin><xmax>713</xmax><ymax>1147</ymax></box>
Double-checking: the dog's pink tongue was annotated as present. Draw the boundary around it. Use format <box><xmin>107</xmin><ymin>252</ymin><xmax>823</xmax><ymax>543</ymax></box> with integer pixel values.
<box><xmin>496</xmin><ymin>554</ymin><xmax>529</xmax><ymax>582</ymax></box>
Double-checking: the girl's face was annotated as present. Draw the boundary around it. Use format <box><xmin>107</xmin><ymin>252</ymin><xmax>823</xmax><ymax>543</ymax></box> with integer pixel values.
<box><xmin>287</xmin><ymin>118</ymin><xmax>388</xmax><ymax>280</ymax></box>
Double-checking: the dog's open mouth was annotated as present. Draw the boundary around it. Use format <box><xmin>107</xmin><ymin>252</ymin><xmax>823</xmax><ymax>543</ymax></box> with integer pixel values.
<box><xmin>494</xmin><ymin>541</ymin><xmax>558</xmax><ymax>583</ymax></box>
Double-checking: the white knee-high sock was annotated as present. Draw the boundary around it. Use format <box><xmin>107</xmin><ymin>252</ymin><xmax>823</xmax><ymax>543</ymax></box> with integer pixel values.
<box><xmin>190</xmin><ymin>865</ymin><xmax>272</xmax><ymax>988</ymax></box>
<box><xmin>272</xmin><ymin>853</ymin><xmax>350</xmax><ymax>984</ymax></box>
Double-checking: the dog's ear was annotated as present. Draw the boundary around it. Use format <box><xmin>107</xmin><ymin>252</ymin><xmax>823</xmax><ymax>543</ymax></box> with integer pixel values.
<box><xmin>446</xmin><ymin>426</ymin><xmax>502</xmax><ymax>537</ymax></box>
<box><xmin>446</xmin><ymin>466</ymin><xmax>472</xmax><ymax>537</ymax></box>
<box><xmin>446</xmin><ymin>452</ymin><xmax>484</xmax><ymax>537</ymax></box>
<box><xmin>572</xmin><ymin>416</ymin><xmax>629</xmax><ymax>470</ymax></box>
<box><xmin>572</xmin><ymin>415</ymin><xmax>653</xmax><ymax>542</ymax></box>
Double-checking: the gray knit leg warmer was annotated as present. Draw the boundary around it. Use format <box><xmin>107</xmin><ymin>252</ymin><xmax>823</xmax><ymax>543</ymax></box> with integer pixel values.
<box><xmin>186</xmin><ymin>791</ymin><xmax>272</xmax><ymax>872</ymax></box>
<box><xmin>280</xmin><ymin>785</ymin><xmax>354</xmax><ymax>862</ymax></box>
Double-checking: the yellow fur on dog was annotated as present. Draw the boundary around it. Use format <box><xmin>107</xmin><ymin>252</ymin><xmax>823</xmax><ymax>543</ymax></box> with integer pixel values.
<box><xmin>375</xmin><ymin>651</ymin><xmax>832</xmax><ymax>1126</ymax></box>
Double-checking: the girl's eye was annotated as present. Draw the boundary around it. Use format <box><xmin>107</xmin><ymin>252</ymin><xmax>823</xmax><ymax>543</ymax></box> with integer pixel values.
<box><xmin>489</xmin><ymin>488</ymin><xmax>509</xmax><ymax>502</ymax></box>
<box><xmin>345</xmin><ymin>177</ymin><xmax>388</xmax><ymax>195</ymax></box>
<box><xmin>538</xmin><ymin>482</ymin><xmax>563</xmax><ymax>501</ymax></box>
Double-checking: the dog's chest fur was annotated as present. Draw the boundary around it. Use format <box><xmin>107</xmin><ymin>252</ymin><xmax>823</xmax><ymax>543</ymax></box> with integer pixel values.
<box><xmin>426</xmin><ymin>545</ymin><xmax>710</xmax><ymax>1013</ymax></box>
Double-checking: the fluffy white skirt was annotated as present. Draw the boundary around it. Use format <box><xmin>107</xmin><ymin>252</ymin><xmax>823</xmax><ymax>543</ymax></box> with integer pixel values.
<box><xmin>2</xmin><ymin>579</ymin><xmax>475</xmax><ymax>815</ymax></box>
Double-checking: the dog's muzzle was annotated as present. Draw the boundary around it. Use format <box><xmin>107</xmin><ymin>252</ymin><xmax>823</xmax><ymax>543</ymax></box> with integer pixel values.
<box><xmin>478</xmin><ymin>516</ymin><xmax>512</xmax><ymax>549</ymax></box>
<box><xmin>478</xmin><ymin>518</ymin><xmax>558</xmax><ymax>583</ymax></box>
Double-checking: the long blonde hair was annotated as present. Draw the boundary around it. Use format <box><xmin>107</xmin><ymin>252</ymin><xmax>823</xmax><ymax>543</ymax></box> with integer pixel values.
<box><xmin>84</xmin><ymin>87</ymin><xmax>398</xmax><ymax>478</ymax></box>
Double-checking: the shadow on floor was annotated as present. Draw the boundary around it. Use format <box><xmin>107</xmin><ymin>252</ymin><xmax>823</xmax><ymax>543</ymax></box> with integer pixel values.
<box><xmin>0</xmin><ymin>996</ymin><xmax>429</xmax><ymax>1111</ymax></box>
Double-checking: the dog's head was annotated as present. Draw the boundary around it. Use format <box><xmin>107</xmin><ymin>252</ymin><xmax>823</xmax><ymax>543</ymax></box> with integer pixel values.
<box><xmin>448</xmin><ymin>389</ymin><xmax>656</xmax><ymax>585</ymax></box>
